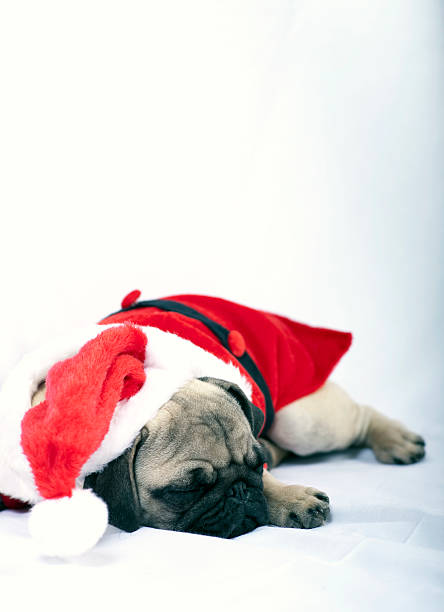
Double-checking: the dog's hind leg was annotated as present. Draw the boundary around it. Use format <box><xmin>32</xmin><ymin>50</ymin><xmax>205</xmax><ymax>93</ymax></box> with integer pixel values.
<box><xmin>267</xmin><ymin>381</ymin><xmax>425</xmax><ymax>464</ymax></box>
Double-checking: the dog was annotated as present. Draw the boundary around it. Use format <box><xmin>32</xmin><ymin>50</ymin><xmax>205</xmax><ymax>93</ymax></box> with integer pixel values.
<box><xmin>28</xmin><ymin>294</ymin><xmax>425</xmax><ymax>540</ymax></box>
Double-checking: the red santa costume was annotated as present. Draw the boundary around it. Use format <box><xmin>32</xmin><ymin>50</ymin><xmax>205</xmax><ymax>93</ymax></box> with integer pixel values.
<box><xmin>0</xmin><ymin>292</ymin><xmax>351</xmax><ymax>556</ymax></box>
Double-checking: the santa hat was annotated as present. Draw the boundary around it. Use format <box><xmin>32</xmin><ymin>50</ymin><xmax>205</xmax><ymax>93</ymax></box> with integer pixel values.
<box><xmin>0</xmin><ymin>324</ymin><xmax>148</xmax><ymax>556</ymax></box>
<box><xmin>0</xmin><ymin>311</ymin><xmax>252</xmax><ymax>557</ymax></box>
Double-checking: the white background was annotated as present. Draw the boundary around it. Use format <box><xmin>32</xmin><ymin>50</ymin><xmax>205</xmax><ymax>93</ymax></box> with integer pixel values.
<box><xmin>0</xmin><ymin>1</ymin><xmax>443</xmax><ymax>609</ymax></box>
<box><xmin>1</xmin><ymin>1</ymin><xmax>443</xmax><ymax>413</ymax></box>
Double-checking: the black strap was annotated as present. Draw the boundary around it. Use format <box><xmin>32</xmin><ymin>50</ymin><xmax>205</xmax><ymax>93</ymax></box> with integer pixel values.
<box><xmin>106</xmin><ymin>299</ymin><xmax>274</xmax><ymax>432</ymax></box>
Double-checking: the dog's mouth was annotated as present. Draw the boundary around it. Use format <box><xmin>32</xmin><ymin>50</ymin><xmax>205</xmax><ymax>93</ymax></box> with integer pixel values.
<box><xmin>175</xmin><ymin>466</ymin><xmax>269</xmax><ymax>538</ymax></box>
<box><xmin>189</xmin><ymin>485</ymin><xmax>268</xmax><ymax>538</ymax></box>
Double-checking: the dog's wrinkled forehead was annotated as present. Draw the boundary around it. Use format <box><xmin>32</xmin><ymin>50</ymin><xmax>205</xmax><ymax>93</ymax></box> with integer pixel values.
<box><xmin>135</xmin><ymin>378</ymin><xmax>260</xmax><ymax>488</ymax></box>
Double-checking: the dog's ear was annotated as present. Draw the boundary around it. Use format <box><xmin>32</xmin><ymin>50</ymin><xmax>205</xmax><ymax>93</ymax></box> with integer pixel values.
<box><xmin>198</xmin><ymin>377</ymin><xmax>264</xmax><ymax>438</ymax></box>
<box><xmin>84</xmin><ymin>427</ymin><xmax>149</xmax><ymax>532</ymax></box>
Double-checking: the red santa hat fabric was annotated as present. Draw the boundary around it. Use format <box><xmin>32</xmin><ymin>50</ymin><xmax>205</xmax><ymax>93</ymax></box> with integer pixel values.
<box><xmin>22</xmin><ymin>324</ymin><xmax>147</xmax><ymax>500</ymax></box>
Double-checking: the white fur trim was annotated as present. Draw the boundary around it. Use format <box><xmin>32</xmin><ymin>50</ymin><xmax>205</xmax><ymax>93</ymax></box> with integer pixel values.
<box><xmin>0</xmin><ymin>324</ymin><xmax>116</xmax><ymax>504</ymax></box>
<box><xmin>0</xmin><ymin>322</ymin><xmax>252</xmax><ymax>503</ymax></box>
<box><xmin>28</xmin><ymin>489</ymin><xmax>108</xmax><ymax>557</ymax></box>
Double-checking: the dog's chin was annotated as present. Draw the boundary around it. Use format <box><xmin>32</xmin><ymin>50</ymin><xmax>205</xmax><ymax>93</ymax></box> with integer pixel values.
<box><xmin>185</xmin><ymin>487</ymin><xmax>269</xmax><ymax>539</ymax></box>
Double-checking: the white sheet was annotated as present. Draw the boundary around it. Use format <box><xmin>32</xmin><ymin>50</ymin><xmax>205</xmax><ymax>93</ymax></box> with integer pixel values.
<box><xmin>1</xmin><ymin>1</ymin><xmax>443</xmax><ymax>610</ymax></box>
<box><xmin>1</xmin><ymin>424</ymin><xmax>443</xmax><ymax>611</ymax></box>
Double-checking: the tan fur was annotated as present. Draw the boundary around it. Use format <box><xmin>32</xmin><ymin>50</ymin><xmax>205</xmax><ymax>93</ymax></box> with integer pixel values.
<box><xmin>365</xmin><ymin>407</ymin><xmax>426</xmax><ymax>464</ymax></box>
<box><xmin>262</xmin><ymin>469</ymin><xmax>329</xmax><ymax>528</ymax></box>
<box><xmin>268</xmin><ymin>381</ymin><xmax>425</xmax><ymax>465</ymax></box>
<box><xmin>31</xmin><ymin>381</ymin><xmax>46</xmax><ymax>407</ymax></box>
<box><xmin>259</xmin><ymin>438</ymin><xmax>289</xmax><ymax>468</ymax></box>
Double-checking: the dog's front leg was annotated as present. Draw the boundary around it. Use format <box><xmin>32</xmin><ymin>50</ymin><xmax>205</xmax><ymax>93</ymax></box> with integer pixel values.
<box><xmin>259</xmin><ymin>438</ymin><xmax>290</xmax><ymax>468</ymax></box>
<box><xmin>262</xmin><ymin>469</ymin><xmax>330</xmax><ymax>529</ymax></box>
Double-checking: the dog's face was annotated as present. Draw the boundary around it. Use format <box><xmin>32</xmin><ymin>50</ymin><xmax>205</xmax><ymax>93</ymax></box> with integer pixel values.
<box><xmin>85</xmin><ymin>378</ymin><xmax>269</xmax><ymax>538</ymax></box>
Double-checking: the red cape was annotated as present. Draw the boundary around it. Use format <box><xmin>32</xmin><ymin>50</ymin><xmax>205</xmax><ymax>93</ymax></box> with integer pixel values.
<box><xmin>101</xmin><ymin>295</ymin><xmax>352</xmax><ymax>423</ymax></box>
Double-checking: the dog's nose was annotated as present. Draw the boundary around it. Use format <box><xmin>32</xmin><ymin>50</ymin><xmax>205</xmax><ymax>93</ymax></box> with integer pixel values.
<box><xmin>228</xmin><ymin>480</ymin><xmax>247</xmax><ymax>501</ymax></box>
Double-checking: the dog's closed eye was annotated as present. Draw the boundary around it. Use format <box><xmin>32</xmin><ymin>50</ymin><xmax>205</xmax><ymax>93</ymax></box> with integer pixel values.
<box><xmin>155</xmin><ymin>486</ymin><xmax>206</xmax><ymax>509</ymax></box>
<box><xmin>189</xmin><ymin>466</ymin><xmax>217</xmax><ymax>486</ymax></box>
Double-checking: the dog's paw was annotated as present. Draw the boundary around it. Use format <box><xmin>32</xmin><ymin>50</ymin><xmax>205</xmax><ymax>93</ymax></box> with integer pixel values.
<box><xmin>367</xmin><ymin>417</ymin><xmax>425</xmax><ymax>465</ymax></box>
<box><xmin>267</xmin><ymin>485</ymin><xmax>330</xmax><ymax>529</ymax></box>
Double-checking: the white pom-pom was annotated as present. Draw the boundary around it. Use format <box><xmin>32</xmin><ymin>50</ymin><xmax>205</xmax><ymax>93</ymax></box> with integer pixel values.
<box><xmin>29</xmin><ymin>489</ymin><xmax>108</xmax><ymax>557</ymax></box>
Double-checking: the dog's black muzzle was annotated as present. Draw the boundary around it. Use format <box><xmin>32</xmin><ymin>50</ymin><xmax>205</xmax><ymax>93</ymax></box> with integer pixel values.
<box><xmin>175</xmin><ymin>463</ymin><xmax>269</xmax><ymax>538</ymax></box>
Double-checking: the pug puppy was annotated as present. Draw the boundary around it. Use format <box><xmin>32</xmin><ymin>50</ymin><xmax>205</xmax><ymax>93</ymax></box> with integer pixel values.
<box><xmin>31</xmin><ymin>375</ymin><xmax>426</xmax><ymax>538</ymax></box>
